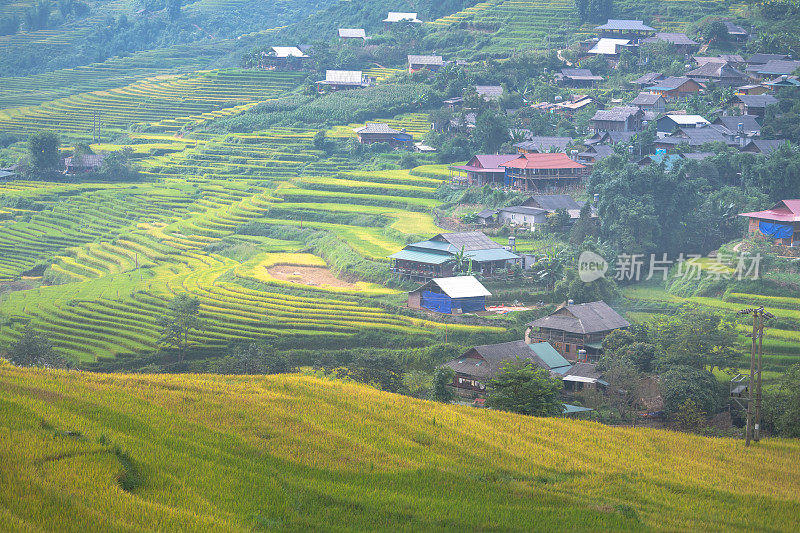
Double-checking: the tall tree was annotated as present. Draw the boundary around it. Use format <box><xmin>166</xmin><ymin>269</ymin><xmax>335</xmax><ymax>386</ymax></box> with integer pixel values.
<box><xmin>158</xmin><ymin>294</ymin><xmax>202</xmax><ymax>360</ymax></box>
<box><xmin>430</xmin><ymin>367</ymin><xmax>455</xmax><ymax>403</ymax></box>
<box><xmin>486</xmin><ymin>360</ymin><xmax>563</xmax><ymax>416</ymax></box>
<box><xmin>27</xmin><ymin>130</ymin><xmax>61</xmax><ymax>172</ymax></box>
<box><xmin>6</xmin><ymin>327</ymin><xmax>68</xmax><ymax>368</ymax></box>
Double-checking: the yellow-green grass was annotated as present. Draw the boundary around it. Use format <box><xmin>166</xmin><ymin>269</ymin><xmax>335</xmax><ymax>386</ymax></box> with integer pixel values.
<box><xmin>2</xmin><ymin>364</ymin><xmax>800</xmax><ymax>531</ymax></box>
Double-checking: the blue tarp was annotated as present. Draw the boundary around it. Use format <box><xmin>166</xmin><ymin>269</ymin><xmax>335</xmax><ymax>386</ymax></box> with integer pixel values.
<box><xmin>421</xmin><ymin>291</ymin><xmax>485</xmax><ymax>314</ymax></box>
<box><xmin>760</xmin><ymin>221</ymin><xmax>794</xmax><ymax>239</ymax></box>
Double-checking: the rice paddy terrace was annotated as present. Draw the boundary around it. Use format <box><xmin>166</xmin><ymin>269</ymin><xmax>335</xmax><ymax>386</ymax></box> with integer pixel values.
<box><xmin>1</xmin><ymin>364</ymin><xmax>799</xmax><ymax>531</ymax></box>
<box><xmin>0</xmin><ymin>129</ymin><xmax>477</xmax><ymax>362</ymax></box>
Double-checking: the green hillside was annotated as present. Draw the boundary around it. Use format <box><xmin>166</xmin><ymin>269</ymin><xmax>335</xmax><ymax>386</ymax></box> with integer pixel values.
<box><xmin>1</xmin><ymin>363</ymin><xmax>799</xmax><ymax>531</ymax></box>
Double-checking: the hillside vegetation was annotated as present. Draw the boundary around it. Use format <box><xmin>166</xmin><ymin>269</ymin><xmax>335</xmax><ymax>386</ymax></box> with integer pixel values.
<box><xmin>1</xmin><ymin>363</ymin><xmax>799</xmax><ymax>531</ymax></box>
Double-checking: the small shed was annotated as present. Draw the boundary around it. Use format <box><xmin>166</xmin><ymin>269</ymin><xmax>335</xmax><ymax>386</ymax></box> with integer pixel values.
<box><xmin>339</xmin><ymin>28</ymin><xmax>366</xmax><ymax>40</ymax></box>
<box><xmin>409</xmin><ymin>275</ymin><xmax>491</xmax><ymax>314</ymax></box>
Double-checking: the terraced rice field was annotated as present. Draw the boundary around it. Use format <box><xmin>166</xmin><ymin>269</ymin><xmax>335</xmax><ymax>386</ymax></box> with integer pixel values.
<box><xmin>621</xmin><ymin>283</ymin><xmax>800</xmax><ymax>372</ymax></box>
<box><xmin>0</xmin><ymin>126</ymin><xmax>484</xmax><ymax>362</ymax></box>
<box><xmin>0</xmin><ymin>70</ymin><xmax>303</xmax><ymax>138</ymax></box>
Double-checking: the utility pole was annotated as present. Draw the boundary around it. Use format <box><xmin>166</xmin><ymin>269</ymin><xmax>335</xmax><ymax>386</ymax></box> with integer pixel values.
<box><xmin>736</xmin><ymin>306</ymin><xmax>774</xmax><ymax>446</ymax></box>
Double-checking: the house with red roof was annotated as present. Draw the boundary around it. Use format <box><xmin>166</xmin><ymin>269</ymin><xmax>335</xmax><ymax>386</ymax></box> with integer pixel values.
<box><xmin>739</xmin><ymin>200</ymin><xmax>800</xmax><ymax>246</ymax></box>
<box><xmin>449</xmin><ymin>154</ymin><xmax>519</xmax><ymax>186</ymax></box>
<box><xmin>499</xmin><ymin>153</ymin><xmax>587</xmax><ymax>191</ymax></box>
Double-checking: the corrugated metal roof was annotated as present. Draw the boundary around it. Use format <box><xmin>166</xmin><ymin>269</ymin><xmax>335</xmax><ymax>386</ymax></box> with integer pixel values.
<box><xmin>528</xmin><ymin>342</ymin><xmax>572</xmax><ymax>373</ymax></box>
<box><xmin>643</xmin><ymin>33</ymin><xmax>698</xmax><ymax>46</ymax></box>
<box><xmin>596</xmin><ymin>19</ymin><xmax>655</xmax><ymax>31</ymax></box>
<box><xmin>271</xmin><ymin>46</ymin><xmax>308</xmax><ymax>58</ymax></box>
<box><xmin>437</xmin><ymin>232</ymin><xmax>502</xmax><ymax>251</ymax></box>
<box><xmin>662</xmin><ymin>114</ymin><xmax>709</xmax><ymax>125</ymax></box>
<box><xmin>384</xmin><ymin>12</ymin><xmax>421</xmax><ymax>22</ymax></box>
<box><xmin>389</xmin><ymin>249</ymin><xmax>452</xmax><ymax>264</ymax></box>
<box><xmin>353</xmin><ymin>123</ymin><xmax>404</xmax><ymax>134</ymax></box>
<box><xmin>324</xmin><ymin>70</ymin><xmax>364</xmax><ymax>84</ymax></box>
<box><xmin>588</xmin><ymin>38</ymin><xmax>631</xmax><ymax>55</ymax></box>
<box><xmin>528</xmin><ymin>301</ymin><xmax>629</xmax><ymax>334</ymax></box>
<box><xmin>429</xmin><ymin>276</ymin><xmax>491</xmax><ymax>298</ymax></box>
<box><xmin>408</xmin><ymin>55</ymin><xmax>444</xmax><ymax>66</ymax></box>
<box><xmin>500</xmin><ymin>153</ymin><xmax>586</xmax><ymax>170</ymax></box>
<box><xmin>649</xmin><ymin>76</ymin><xmax>695</xmax><ymax>91</ymax></box>
<box><xmin>338</xmin><ymin>28</ymin><xmax>366</xmax><ymax>38</ymax></box>
<box><xmin>464</xmin><ymin>248</ymin><xmax>520</xmax><ymax>262</ymax></box>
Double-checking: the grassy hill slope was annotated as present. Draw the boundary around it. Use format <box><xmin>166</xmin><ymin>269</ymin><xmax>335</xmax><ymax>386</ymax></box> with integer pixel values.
<box><xmin>2</xmin><ymin>363</ymin><xmax>799</xmax><ymax>531</ymax></box>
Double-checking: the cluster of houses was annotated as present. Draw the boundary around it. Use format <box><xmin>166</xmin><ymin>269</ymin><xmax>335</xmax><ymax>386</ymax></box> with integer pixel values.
<box><xmin>436</xmin><ymin>297</ymin><xmax>630</xmax><ymax>403</ymax></box>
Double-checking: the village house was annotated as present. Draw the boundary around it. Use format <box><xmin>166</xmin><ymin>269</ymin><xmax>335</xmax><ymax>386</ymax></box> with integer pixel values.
<box><xmin>687</xmin><ymin>61</ymin><xmax>747</xmax><ymax>87</ymax></box>
<box><xmin>584</xmin><ymin>130</ymin><xmax>636</xmax><ymax>146</ymax></box>
<box><xmin>499</xmin><ymin>153</ymin><xmax>588</xmax><ymax>191</ymax></box>
<box><xmin>449</xmin><ymin>154</ymin><xmax>519</xmax><ymax>187</ymax></box>
<box><xmin>316</xmin><ymin>70</ymin><xmax>371</xmax><ymax>91</ymax></box>
<box><xmin>740</xmin><ymin>139</ymin><xmax>787</xmax><ymax>155</ymax></box>
<box><xmin>735</xmin><ymin>84</ymin><xmax>769</xmax><ymax>96</ymax></box>
<box><xmin>764</xmin><ymin>75</ymin><xmax>800</xmax><ymax>90</ymax></box>
<box><xmin>587</xmin><ymin>38</ymin><xmax>635</xmax><ymax>59</ymax></box>
<box><xmin>749</xmin><ymin>60</ymin><xmax>800</xmax><ymax>79</ymax></box>
<box><xmin>441</xmin><ymin>340</ymin><xmax>572</xmax><ymax>397</ymax></box>
<box><xmin>521</xmin><ymin>194</ymin><xmax>592</xmax><ymax>221</ymax></box>
<box><xmin>739</xmin><ymin>200</ymin><xmax>800</xmax><ymax>247</ymax></box>
<box><xmin>630</xmin><ymin>92</ymin><xmax>666</xmax><ymax>112</ymax></box>
<box><xmin>731</xmin><ymin>94</ymin><xmax>778</xmax><ymax>118</ymax></box>
<box><xmin>64</xmin><ymin>153</ymin><xmax>105</xmax><ymax>174</ymax></box>
<box><xmin>648</xmin><ymin>76</ymin><xmax>703</xmax><ymax>99</ymax></box>
<box><xmin>724</xmin><ymin>21</ymin><xmax>748</xmax><ymax>41</ymax></box>
<box><xmin>338</xmin><ymin>28</ymin><xmax>366</xmax><ymax>40</ymax></box>
<box><xmin>747</xmin><ymin>53</ymin><xmax>791</xmax><ymax>67</ymax></box>
<box><xmin>513</xmin><ymin>136</ymin><xmax>572</xmax><ymax>154</ymax></box>
<box><xmin>389</xmin><ymin>232</ymin><xmax>519</xmax><ymax>281</ymax></box>
<box><xmin>496</xmin><ymin>206</ymin><xmax>547</xmax><ymax>228</ymax></box>
<box><xmin>555</xmin><ymin>68</ymin><xmax>603</xmax><ymax>88</ymax></box>
<box><xmin>695</xmin><ymin>54</ymin><xmax>745</xmax><ymax>68</ymax></box>
<box><xmin>553</xmin><ymin>94</ymin><xmax>599</xmax><ymax>115</ymax></box>
<box><xmin>383</xmin><ymin>12</ymin><xmax>422</xmax><ymax>24</ymax></box>
<box><xmin>631</xmin><ymin>72</ymin><xmax>665</xmax><ymax>89</ymax></box>
<box><xmin>712</xmin><ymin>115</ymin><xmax>762</xmax><ymax>138</ymax></box>
<box><xmin>407</xmin><ymin>276</ymin><xmax>491</xmax><ymax>314</ymax></box>
<box><xmin>576</xmin><ymin>144</ymin><xmax>615</xmax><ymax>165</ymax></box>
<box><xmin>475</xmin><ymin>209</ymin><xmax>497</xmax><ymax>225</ymax></box>
<box><xmin>562</xmin><ymin>362</ymin><xmax>608</xmax><ymax>392</ymax></box>
<box><xmin>260</xmin><ymin>47</ymin><xmax>310</xmax><ymax>70</ymax></box>
<box><xmin>642</xmin><ymin>32</ymin><xmax>699</xmax><ymax>55</ymax></box>
<box><xmin>408</xmin><ymin>55</ymin><xmax>445</xmax><ymax>73</ymax></box>
<box><xmin>526</xmin><ymin>300</ymin><xmax>630</xmax><ymax>362</ymax></box>
<box><xmin>352</xmin><ymin>123</ymin><xmax>413</xmax><ymax>147</ymax></box>
<box><xmin>654</xmin><ymin>125</ymin><xmax>736</xmax><ymax>150</ymax></box>
<box><xmin>636</xmin><ymin>152</ymin><xmax>685</xmax><ymax>171</ymax></box>
<box><xmin>590</xmin><ymin>106</ymin><xmax>643</xmax><ymax>132</ymax></box>
<box><xmin>656</xmin><ymin>114</ymin><xmax>710</xmax><ymax>135</ymax></box>
<box><xmin>475</xmin><ymin>85</ymin><xmax>504</xmax><ymax>102</ymax></box>
<box><xmin>595</xmin><ymin>19</ymin><xmax>655</xmax><ymax>41</ymax></box>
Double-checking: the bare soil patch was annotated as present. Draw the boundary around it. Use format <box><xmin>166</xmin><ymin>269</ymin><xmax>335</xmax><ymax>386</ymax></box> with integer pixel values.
<box><xmin>267</xmin><ymin>266</ymin><xmax>358</xmax><ymax>288</ymax></box>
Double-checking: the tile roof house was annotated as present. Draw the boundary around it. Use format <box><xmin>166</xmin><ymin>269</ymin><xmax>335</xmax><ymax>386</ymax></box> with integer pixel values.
<box><xmin>731</xmin><ymin>94</ymin><xmax>778</xmax><ymax>117</ymax></box>
<box><xmin>747</xmin><ymin>53</ymin><xmax>790</xmax><ymax>66</ymax></box>
<box><xmin>654</xmin><ymin>125</ymin><xmax>736</xmax><ymax>150</ymax></box>
<box><xmin>577</xmin><ymin>144</ymin><xmax>615</xmax><ymax>165</ymax></box>
<box><xmin>408</xmin><ymin>55</ymin><xmax>445</xmax><ymax>72</ymax></box>
<box><xmin>687</xmin><ymin>61</ymin><xmax>747</xmax><ymax>87</ymax></box>
<box><xmin>475</xmin><ymin>85</ymin><xmax>504</xmax><ymax>101</ymax></box>
<box><xmin>527</xmin><ymin>300</ymin><xmax>630</xmax><ymax>362</ymax></box>
<box><xmin>590</xmin><ymin>106</ymin><xmax>644</xmax><ymax>132</ymax></box>
<box><xmin>562</xmin><ymin>362</ymin><xmax>608</xmax><ymax>391</ymax></box>
<box><xmin>723</xmin><ymin>21</ymin><xmax>748</xmax><ymax>40</ymax></box>
<box><xmin>584</xmin><ymin>130</ymin><xmax>637</xmax><ymax>145</ymax></box>
<box><xmin>648</xmin><ymin>76</ymin><xmax>703</xmax><ymax>98</ymax></box>
<box><xmin>441</xmin><ymin>340</ymin><xmax>572</xmax><ymax>396</ymax></box>
<box><xmin>450</xmin><ymin>154</ymin><xmax>519</xmax><ymax>186</ymax></box>
<box><xmin>389</xmin><ymin>232</ymin><xmax>520</xmax><ymax>281</ymax></box>
<box><xmin>64</xmin><ymin>153</ymin><xmax>105</xmax><ymax>174</ymax></box>
<box><xmin>496</xmin><ymin>206</ymin><xmax>548</xmax><ymax>227</ymax></box>
<box><xmin>643</xmin><ymin>32</ymin><xmax>699</xmax><ymax>54</ymax></box>
<box><xmin>513</xmin><ymin>136</ymin><xmax>572</xmax><ymax>154</ymax></box>
<box><xmin>353</xmin><ymin>123</ymin><xmax>413</xmax><ymax>146</ymax></box>
<box><xmin>631</xmin><ymin>72</ymin><xmax>665</xmax><ymax>88</ymax></box>
<box><xmin>741</xmin><ymin>139</ymin><xmax>788</xmax><ymax>155</ymax></box>
<box><xmin>739</xmin><ymin>199</ymin><xmax>800</xmax><ymax>246</ymax></box>
<box><xmin>596</xmin><ymin>19</ymin><xmax>655</xmax><ymax>38</ymax></box>
<box><xmin>556</xmin><ymin>68</ymin><xmax>603</xmax><ymax>88</ymax></box>
<box><xmin>630</xmin><ymin>92</ymin><xmax>666</xmax><ymax>112</ymax></box>
<box><xmin>408</xmin><ymin>276</ymin><xmax>491</xmax><ymax>314</ymax></box>
<box><xmin>751</xmin><ymin>60</ymin><xmax>800</xmax><ymax>78</ymax></box>
<box><xmin>522</xmin><ymin>194</ymin><xmax>595</xmax><ymax>219</ymax></box>
<box><xmin>712</xmin><ymin>115</ymin><xmax>762</xmax><ymax>137</ymax></box>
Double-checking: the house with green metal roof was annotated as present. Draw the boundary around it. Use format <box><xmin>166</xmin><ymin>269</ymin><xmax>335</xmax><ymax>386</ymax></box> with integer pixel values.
<box><xmin>389</xmin><ymin>232</ymin><xmax>520</xmax><ymax>281</ymax></box>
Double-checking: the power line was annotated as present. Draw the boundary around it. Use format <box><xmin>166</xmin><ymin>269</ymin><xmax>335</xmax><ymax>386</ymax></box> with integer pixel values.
<box><xmin>735</xmin><ymin>306</ymin><xmax>774</xmax><ymax>445</ymax></box>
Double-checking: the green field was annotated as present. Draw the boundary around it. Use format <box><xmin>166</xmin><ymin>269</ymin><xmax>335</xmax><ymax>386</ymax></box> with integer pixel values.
<box><xmin>2</xmin><ymin>364</ymin><xmax>799</xmax><ymax>531</ymax></box>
